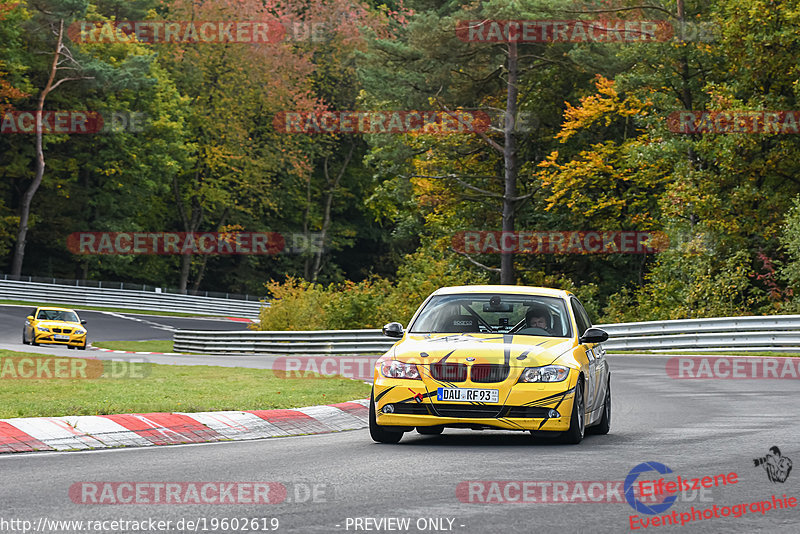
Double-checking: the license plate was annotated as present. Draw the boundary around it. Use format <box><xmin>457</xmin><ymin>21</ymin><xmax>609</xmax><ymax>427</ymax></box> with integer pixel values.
<box><xmin>437</xmin><ymin>388</ymin><xmax>499</xmax><ymax>403</ymax></box>
<box><xmin>54</xmin><ymin>335</ymin><xmax>70</xmax><ymax>341</ymax></box>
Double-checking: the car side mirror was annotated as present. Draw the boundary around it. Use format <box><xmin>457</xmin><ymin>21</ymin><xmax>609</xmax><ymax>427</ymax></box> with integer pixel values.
<box><xmin>81</xmin><ymin>320</ymin><xmax>87</xmax><ymax>325</ymax></box>
<box><xmin>26</xmin><ymin>316</ymin><xmax>33</xmax><ymax>322</ymax></box>
<box><xmin>579</xmin><ymin>327</ymin><xmax>608</xmax><ymax>344</ymax></box>
<box><xmin>382</xmin><ymin>322</ymin><xmax>404</xmax><ymax>339</ymax></box>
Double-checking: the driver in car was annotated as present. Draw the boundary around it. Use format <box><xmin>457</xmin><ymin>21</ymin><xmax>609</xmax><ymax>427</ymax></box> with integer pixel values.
<box><xmin>525</xmin><ymin>305</ymin><xmax>554</xmax><ymax>335</ymax></box>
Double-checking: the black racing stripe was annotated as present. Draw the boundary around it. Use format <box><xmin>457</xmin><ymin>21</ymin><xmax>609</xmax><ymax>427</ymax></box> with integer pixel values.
<box><xmin>375</xmin><ymin>386</ymin><xmax>395</xmax><ymax>403</ymax></box>
<box><xmin>500</xmin><ymin>418</ymin><xmax>525</xmax><ymax>429</ymax></box>
<box><xmin>536</xmin><ymin>387</ymin><xmax>575</xmax><ymax>430</ymax></box>
<box><xmin>537</xmin><ymin>418</ymin><xmax>548</xmax><ymax>430</ymax></box>
<box><xmin>553</xmin><ymin>387</ymin><xmax>575</xmax><ymax>410</ymax></box>
<box><xmin>523</xmin><ymin>388</ymin><xmax>574</xmax><ymax>406</ymax></box>
<box><xmin>438</xmin><ymin>349</ymin><xmax>456</xmax><ymax>364</ymax></box>
<box><xmin>503</xmin><ymin>334</ymin><xmax>513</xmax><ymax>366</ymax></box>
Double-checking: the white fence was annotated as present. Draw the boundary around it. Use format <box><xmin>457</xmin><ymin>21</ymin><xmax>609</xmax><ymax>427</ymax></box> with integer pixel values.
<box><xmin>172</xmin><ymin>315</ymin><xmax>800</xmax><ymax>354</ymax></box>
<box><xmin>0</xmin><ymin>279</ymin><xmax>264</xmax><ymax>318</ymax></box>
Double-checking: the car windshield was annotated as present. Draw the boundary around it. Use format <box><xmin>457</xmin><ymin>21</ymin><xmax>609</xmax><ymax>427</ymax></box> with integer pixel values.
<box><xmin>37</xmin><ymin>310</ymin><xmax>79</xmax><ymax>322</ymax></box>
<box><xmin>409</xmin><ymin>294</ymin><xmax>571</xmax><ymax>337</ymax></box>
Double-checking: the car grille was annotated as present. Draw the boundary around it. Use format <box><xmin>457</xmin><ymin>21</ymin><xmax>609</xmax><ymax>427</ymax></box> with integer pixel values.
<box><xmin>471</xmin><ymin>364</ymin><xmax>509</xmax><ymax>383</ymax></box>
<box><xmin>430</xmin><ymin>362</ymin><xmax>467</xmax><ymax>382</ymax></box>
<box><xmin>429</xmin><ymin>403</ymin><xmax>504</xmax><ymax>418</ymax></box>
<box><xmin>52</xmin><ymin>328</ymin><xmax>72</xmax><ymax>334</ymax></box>
<box><xmin>391</xmin><ymin>403</ymin><xmax>431</xmax><ymax>415</ymax></box>
<box><xmin>501</xmin><ymin>406</ymin><xmax>552</xmax><ymax>418</ymax></box>
<box><xmin>392</xmin><ymin>403</ymin><xmax>552</xmax><ymax>419</ymax></box>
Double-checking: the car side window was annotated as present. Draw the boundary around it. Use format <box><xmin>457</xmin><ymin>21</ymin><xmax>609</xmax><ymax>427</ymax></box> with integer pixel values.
<box><xmin>570</xmin><ymin>298</ymin><xmax>591</xmax><ymax>337</ymax></box>
<box><xmin>577</xmin><ymin>300</ymin><xmax>593</xmax><ymax>329</ymax></box>
<box><xmin>37</xmin><ymin>309</ymin><xmax>48</xmax><ymax>320</ymax></box>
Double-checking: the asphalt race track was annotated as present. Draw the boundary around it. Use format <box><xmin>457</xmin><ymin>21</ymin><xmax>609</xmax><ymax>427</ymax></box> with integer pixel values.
<box><xmin>1</xmin><ymin>345</ymin><xmax>799</xmax><ymax>533</ymax></box>
<box><xmin>0</xmin><ymin>304</ymin><xmax>248</xmax><ymax>343</ymax></box>
<box><xmin>0</xmin><ymin>304</ymin><xmax>274</xmax><ymax>367</ymax></box>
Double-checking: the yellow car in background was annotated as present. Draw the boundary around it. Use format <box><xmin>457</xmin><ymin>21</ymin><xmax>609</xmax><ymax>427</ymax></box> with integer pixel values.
<box><xmin>22</xmin><ymin>306</ymin><xmax>88</xmax><ymax>350</ymax></box>
<box><xmin>371</xmin><ymin>285</ymin><xmax>610</xmax><ymax>445</ymax></box>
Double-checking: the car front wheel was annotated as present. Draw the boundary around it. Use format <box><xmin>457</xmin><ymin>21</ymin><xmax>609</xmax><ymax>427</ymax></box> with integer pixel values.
<box><xmin>588</xmin><ymin>377</ymin><xmax>611</xmax><ymax>435</ymax></box>
<box><xmin>560</xmin><ymin>379</ymin><xmax>585</xmax><ymax>444</ymax></box>
<box><xmin>369</xmin><ymin>390</ymin><xmax>403</xmax><ymax>444</ymax></box>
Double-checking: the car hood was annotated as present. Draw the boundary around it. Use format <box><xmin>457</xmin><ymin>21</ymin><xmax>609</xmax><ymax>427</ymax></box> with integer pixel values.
<box><xmin>35</xmin><ymin>320</ymin><xmax>83</xmax><ymax>330</ymax></box>
<box><xmin>390</xmin><ymin>333</ymin><xmax>575</xmax><ymax>368</ymax></box>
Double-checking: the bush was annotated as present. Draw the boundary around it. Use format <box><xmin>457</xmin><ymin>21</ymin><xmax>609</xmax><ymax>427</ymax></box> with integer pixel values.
<box><xmin>255</xmin><ymin>250</ymin><xmax>488</xmax><ymax>330</ymax></box>
<box><xmin>601</xmin><ymin>245</ymin><xmax>765</xmax><ymax>322</ymax></box>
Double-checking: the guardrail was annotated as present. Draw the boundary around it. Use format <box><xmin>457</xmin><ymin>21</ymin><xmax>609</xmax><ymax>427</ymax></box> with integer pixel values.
<box><xmin>173</xmin><ymin>329</ymin><xmax>390</xmax><ymax>354</ymax></box>
<box><xmin>172</xmin><ymin>315</ymin><xmax>800</xmax><ymax>354</ymax></box>
<box><xmin>1</xmin><ymin>274</ymin><xmax>260</xmax><ymax>301</ymax></box>
<box><xmin>0</xmin><ymin>279</ymin><xmax>265</xmax><ymax>318</ymax></box>
<box><xmin>599</xmin><ymin>316</ymin><xmax>800</xmax><ymax>351</ymax></box>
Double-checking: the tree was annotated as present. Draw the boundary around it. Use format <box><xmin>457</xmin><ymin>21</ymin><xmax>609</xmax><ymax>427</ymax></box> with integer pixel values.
<box><xmin>10</xmin><ymin>0</ymin><xmax>151</xmax><ymax>275</ymax></box>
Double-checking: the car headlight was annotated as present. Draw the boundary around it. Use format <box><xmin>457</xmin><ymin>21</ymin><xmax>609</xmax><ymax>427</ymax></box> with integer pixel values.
<box><xmin>75</xmin><ymin>330</ymin><xmax>86</xmax><ymax>335</ymax></box>
<box><xmin>380</xmin><ymin>360</ymin><xmax>421</xmax><ymax>380</ymax></box>
<box><xmin>36</xmin><ymin>326</ymin><xmax>50</xmax><ymax>332</ymax></box>
<box><xmin>518</xmin><ymin>365</ymin><xmax>570</xmax><ymax>383</ymax></box>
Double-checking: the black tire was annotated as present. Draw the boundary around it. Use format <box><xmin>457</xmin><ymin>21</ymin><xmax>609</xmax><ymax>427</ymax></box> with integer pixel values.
<box><xmin>588</xmin><ymin>377</ymin><xmax>611</xmax><ymax>435</ymax></box>
<box><xmin>369</xmin><ymin>390</ymin><xmax>403</xmax><ymax>444</ymax></box>
<box><xmin>78</xmin><ymin>342</ymin><xmax>86</xmax><ymax>351</ymax></box>
<box><xmin>22</xmin><ymin>330</ymin><xmax>28</xmax><ymax>345</ymax></box>
<box><xmin>560</xmin><ymin>379</ymin><xmax>585</xmax><ymax>444</ymax></box>
<box><xmin>67</xmin><ymin>345</ymin><xmax>74</xmax><ymax>350</ymax></box>
<box><xmin>417</xmin><ymin>426</ymin><xmax>444</xmax><ymax>435</ymax></box>
<box><xmin>31</xmin><ymin>336</ymin><xmax>39</xmax><ymax>347</ymax></box>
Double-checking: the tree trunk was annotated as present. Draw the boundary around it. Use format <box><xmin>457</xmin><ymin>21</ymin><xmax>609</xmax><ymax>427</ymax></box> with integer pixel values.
<box><xmin>311</xmin><ymin>143</ymin><xmax>354</xmax><ymax>282</ymax></box>
<box><xmin>500</xmin><ymin>41</ymin><xmax>519</xmax><ymax>285</ymax></box>
<box><xmin>191</xmin><ymin>208</ymin><xmax>228</xmax><ymax>292</ymax></box>
<box><xmin>303</xmin><ymin>174</ymin><xmax>312</xmax><ymax>280</ymax></box>
<box><xmin>11</xmin><ymin>20</ymin><xmax>65</xmax><ymax>276</ymax></box>
<box><xmin>173</xmin><ymin>173</ymin><xmax>203</xmax><ymax>291</ymax></box>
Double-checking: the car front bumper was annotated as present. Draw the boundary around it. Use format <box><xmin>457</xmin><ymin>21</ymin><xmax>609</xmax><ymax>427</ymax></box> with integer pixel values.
<box><xmin>33</xmin><ymin>333</ymin><xmax>86</xmax><ymax>346</ymax></box>
<box><xmin>373</xmin><ymin>377</ymin><xmax>578</xmax><ymax>432</ymax></box>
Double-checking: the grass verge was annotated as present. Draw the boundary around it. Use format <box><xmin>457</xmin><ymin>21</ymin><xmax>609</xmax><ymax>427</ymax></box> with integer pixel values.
<box><xmin>91</xmin><ymin>340</ymin><xmax>175</xmax><ymax>353</ymax></box>
<box><xmin>0</xmin><ymin>350</ymin><xmax>370</xmax><ymax>418</ymax></box>
<box><xmin>0</xmin><ymin>299</ymin><xmax>239</xmax><ymax>318</ymax></box>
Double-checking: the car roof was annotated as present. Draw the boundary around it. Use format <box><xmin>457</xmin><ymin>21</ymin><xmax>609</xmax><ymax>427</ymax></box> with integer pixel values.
<box><xmin>431</xmin><ymin>285</ymin><xmax>572</xmax><ymax>298</ymax></box>
<box><xmin>36</xmin><ymin>306</ymin><xmax>78</xmax><ymax>312</ymax></box>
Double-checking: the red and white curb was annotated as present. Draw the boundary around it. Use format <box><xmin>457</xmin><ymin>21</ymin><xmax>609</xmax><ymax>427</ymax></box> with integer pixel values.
<box><xmin>0</xmin><ymin>399</ymin><xmax>369</xmax><ymax>454</ymax></box>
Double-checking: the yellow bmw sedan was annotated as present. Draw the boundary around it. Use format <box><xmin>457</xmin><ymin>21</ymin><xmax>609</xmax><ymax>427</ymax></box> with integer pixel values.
<box><xmin>370</xmin><ymin>285</ymin><xmax>610</xmax><ymax>444</ymax></box>
<box><xmin>22</xmin><ymin>306</ymin><xmax>88</xmax><ymax>350</ymax></box>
